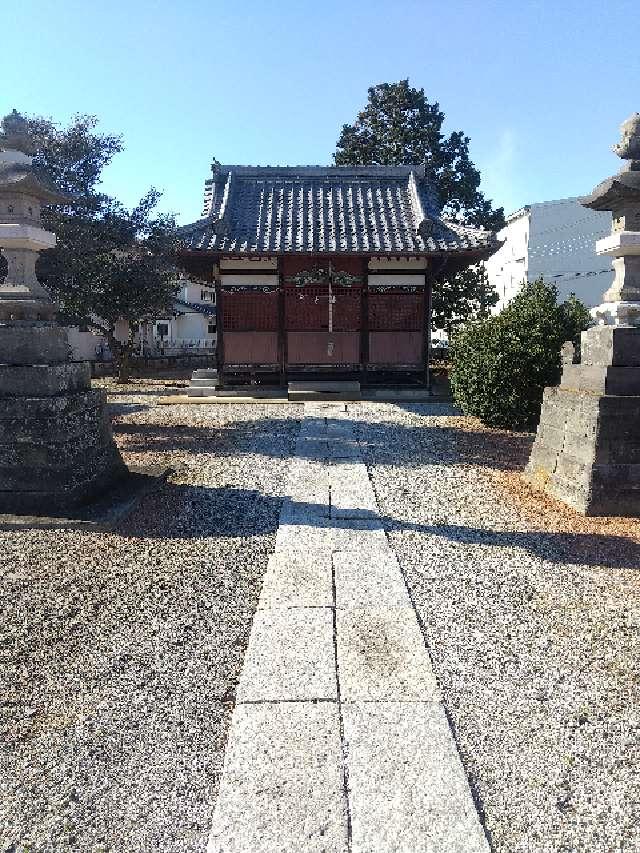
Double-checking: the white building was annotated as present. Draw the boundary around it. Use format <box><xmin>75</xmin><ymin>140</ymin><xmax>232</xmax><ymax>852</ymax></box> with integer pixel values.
<box><xmin>485</xmin><ymin>198</ymin><xmax>614</xmax><ymax>312</ymax></box>
<box><xmin>148</xmin><ymin>276</ymin><xmax>217</xmax><ymax>354</ymax></box>
<box><xmin>65</xmin><ymin>277</ymin><xmax>217</xmax><ymax>361</ymax></box>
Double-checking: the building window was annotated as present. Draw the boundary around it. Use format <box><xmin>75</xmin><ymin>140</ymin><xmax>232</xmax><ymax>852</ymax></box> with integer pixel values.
<box><xmin>156</xmin><ymin>322</ymin><xmax>169</xmax><ymax>338</ymax></box>
<box><xmin>207</xmin><ymin>322</ymin><xmax>216</xmax><ymax>334</ymax></box>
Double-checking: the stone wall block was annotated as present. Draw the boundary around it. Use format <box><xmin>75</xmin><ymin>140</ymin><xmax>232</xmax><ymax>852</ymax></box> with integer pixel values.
<box><xmin>0</xmin><ymin>388</ymin><xmax>107</xmax><ymax>422</ymax></box>
<box><xmin>561</xmin><ymin>364</ymin><xmax>640</xmax><ymax>395</ymax></box>
<box><xmin>0</xmin><ymin>415</ymin><xmax>114</xmax><ymax>466</ymax></box>
<box><xmin>0</xmin><ymin>325</ymin><xmax>70</xmax><ymax>365</ymax></box>
<box><xmin>581</xmin><ymin>326</ymin><xmax>640</xmax><ymax>367</ymax></box>
<box><xmin>1</xmin><ymin>451</ymin><xmax>127</xmax><ymax>513</ymax></box>
<box><xmin>0</xmin><ymin>362</ymin><xmax>91</xmax><ymax>398</ymax></box>
<box><xmin>0</xmin><ymin>443</ymin><xmax>125</xmax><ymax>493</ymax></box>
<box><xmin>527</xmin><ymin>386</ymin><xmax>640</xmax><ymax>516</ymax></box>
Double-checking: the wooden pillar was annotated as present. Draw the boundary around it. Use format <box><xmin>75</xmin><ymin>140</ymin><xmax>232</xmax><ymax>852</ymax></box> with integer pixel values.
<box><xmin>360</xmin><ymin>259</ymin><xmax>369</xmax><ymax>383</ymax></box>
<box><xmin>215</xmin><ymin>274</ymin><xmax>224</xmax><ymax>388</ymax></box>
<box><xmin>423</xmin><ymin>263</ymin><xmax>433</xmax><ymax>393</ymax></box>
<box><xmin>278</xmin><ymin>257</ymin><xmax>287</xmax><ymax>387</ymax></box>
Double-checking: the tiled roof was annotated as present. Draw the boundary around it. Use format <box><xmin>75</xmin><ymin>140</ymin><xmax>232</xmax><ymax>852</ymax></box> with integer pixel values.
<box><xmin>179</xmin><ymin>165</ymin><xmax>496</xmax><ymax>257</ymax></box>
<box><xmin>172</xmin><ymin>298</ymin><xmax>216</xmax><ymax>317</ymax></box>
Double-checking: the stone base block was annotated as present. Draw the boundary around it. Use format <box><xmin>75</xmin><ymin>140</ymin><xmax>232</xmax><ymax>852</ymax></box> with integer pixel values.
<box><xmin>0</xmin><ymin>464</ymin><xmax>170</xmax><ymax>531</ymax></box>
<box><xmin>0</xmin><ymin>388</ymin><xmax>109</xmax><ymax>440</ymax></box>
<box><xmin>561</xmin><ymin>364</ymin><xmax>640</xmax><ymax>395</ymax></box>
<box><xmin>0</xmin><ymin>389</ymin><xmax>127</xmax><ymax>513</ymax></box>
<box><xmin>526</xmin><ymin>387</ymin><xmax>640</xmax><ymax>515</ymax></box>
<box><xmin>0</xmin><ymin>324</ymin><xmax>70</xmax><ymax>365</ymax></box>
<box><xmin>0</xmin><ymin>361</ymin><xmax>90</xmax><ymax>397</ymax></box>
<box><xmin>581</xmin><ymin>324</ymin><xmax>640</xmax><ymax>366</ymax></box>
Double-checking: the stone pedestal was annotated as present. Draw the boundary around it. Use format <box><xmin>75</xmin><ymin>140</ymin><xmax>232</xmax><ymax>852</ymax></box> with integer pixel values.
<box><xmin>0</xmin><ymin>109</ymin><xmax>126</xmax><ymax>514</ymax></box>
<box><xmin>526</xmin><ymin>112</ymin><xmax>640</xmax><ymax>516</ymax></box>
<box><xmin>0</xmin><ymin>324</ymin><xmax>127</xmax><ymax>513</ymax></box>
<box><xmin>526</xmin><ymin>326</ymin><xmax>640</xmax><ymax>515</ymax></box>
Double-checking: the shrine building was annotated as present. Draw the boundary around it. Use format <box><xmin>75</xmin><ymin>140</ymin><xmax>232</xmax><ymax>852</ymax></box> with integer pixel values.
<box><xmin>178</xmin><ymin>163</ymin><xmax>497</xmax><ymax>386</ymax></box>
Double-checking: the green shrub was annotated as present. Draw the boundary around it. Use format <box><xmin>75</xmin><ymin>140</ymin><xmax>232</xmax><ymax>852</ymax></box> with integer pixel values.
<box><xmin>449</xmin><ymin>279</ymin><xmax>591</xmax><ymax>430</ymax></box>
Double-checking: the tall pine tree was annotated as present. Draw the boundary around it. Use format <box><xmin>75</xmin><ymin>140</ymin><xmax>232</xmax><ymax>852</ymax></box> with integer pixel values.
<box><xmin>335</xmin><ymin>81</ymin><xmax>503</xmax><ymax>335</ymax></box>
<box><xmin>334</xmin><ymin>79</ymin><xmax>504</xmax><ymax>230</ymax></box>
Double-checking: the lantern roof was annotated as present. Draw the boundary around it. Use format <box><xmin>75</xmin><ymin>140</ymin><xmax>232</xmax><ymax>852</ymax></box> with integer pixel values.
<box><xmin>581</xmin><ymin>112</ymin><xmax>640</xmax><ymax>212</ymax></box>
<box><xmin>0</xmin><ymin>110</ymin><xmax>69</xmax><ymax>205</ymax></box>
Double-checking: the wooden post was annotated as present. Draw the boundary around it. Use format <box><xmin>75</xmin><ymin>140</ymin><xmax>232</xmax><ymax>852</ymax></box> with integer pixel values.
<box><xmin>361</xmin><ymin>259</ymin><xmax>369</xmax><ymax>383</ymax></box>
<box><xmin>215</xmin><ymin>273</ymin><xmax>224</xmax><ymax>388</ymax></box>
<box><xmin>423</xmin><ymin>262</ymin><xmax>434</xmax><ymax>393</ymax></box>
<box><xmin>278</xmin><ymin>256</ymin><xmax>286</xmax><ymax>387</ymax></box>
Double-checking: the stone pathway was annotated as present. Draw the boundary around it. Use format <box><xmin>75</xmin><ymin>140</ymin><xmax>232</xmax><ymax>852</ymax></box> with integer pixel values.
<box><xmin>207</xmin><ymin>405</ymin><xmax>490</xmax><ymax>853</ymax></box>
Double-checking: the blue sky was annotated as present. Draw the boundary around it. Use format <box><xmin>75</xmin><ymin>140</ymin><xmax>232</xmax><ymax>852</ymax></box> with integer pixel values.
<box><xmin>3</xmin><ymin>0</ymin><xmax>638</xmax><ymax>224</ymax></box>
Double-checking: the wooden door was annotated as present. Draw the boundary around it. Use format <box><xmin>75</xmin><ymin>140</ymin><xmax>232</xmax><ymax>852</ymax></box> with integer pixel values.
<box><xmin>367</xmin><ymin>286</ymin><xmax>424</xmax><ymax>367</ymax></box>
<box><xmin>285</xmin><ymin>282</ymin><xmax>362</xmax><ymax>367</ymax></box>
<box><xmin>221</xmin><ymin>286</ymin><xmax>279</xmax><ymax>366</ymax></box>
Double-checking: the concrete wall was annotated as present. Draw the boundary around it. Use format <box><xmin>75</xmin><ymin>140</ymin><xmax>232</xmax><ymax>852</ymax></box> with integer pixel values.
<box><xmin>528</xmin><ymin>199</ymin><xmax>612</xmax><ymax>305</ymax></box>
<box><xmin>183</xmin><ymin>281</ymin><xmax>215</xmax><ymax>304</ymax></box>
<box><xmin>485</xmin><ymin>208</ymin><xmax>530</xmax><ymax>312</ymax></box>
<box><xmin>486</xmin><ymin>198</ymin><xmax>614</xmax><ymax>312</ymax></box>
<box><xmin>66</xmin><ymin>326</ymin><xmax>108</xmax><ymax>361</ymax></box>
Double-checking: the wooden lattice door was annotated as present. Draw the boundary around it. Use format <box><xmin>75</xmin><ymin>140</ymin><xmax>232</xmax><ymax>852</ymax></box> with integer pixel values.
<box><xmin>367</xmin><ymin>286</ymin><xmax>424</xmax><ymax>366</ymax></box>
<box><xmin>285</xmin><ymin>282</ymin><xmax>362</xmax><ymax>366</ymax></box>
<box><xmin>221</xmin><ymin>286</ymin><xmax>279</xmax><ymax>366</ymax></box>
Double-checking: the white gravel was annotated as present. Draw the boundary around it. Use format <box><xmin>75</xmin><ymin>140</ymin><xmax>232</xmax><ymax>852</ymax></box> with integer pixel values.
<box><xmin>349</xmin><ymin>401</ymin><xmax>640</xmax><ymax>853</ymax></box>
<box><xmin>0</xmin><ymin>395</ymin><xmax>302</xmax><ymax>853</ymax></box>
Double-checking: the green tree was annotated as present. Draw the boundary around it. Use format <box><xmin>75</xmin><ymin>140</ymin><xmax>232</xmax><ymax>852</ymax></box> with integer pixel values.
<box><xmin>431</xmin><ymin>263</ymin><xmax>498</xmax><ymax>341</ymax></box>
<box><xmin>334</xmin><ymin>79</ymin><xmax>504</xmax><ymax>230</ymax></box>
<box><xmin>30</xmin><ymin>114</ymin><xmax>179</xmax><ymax>382</ymax></box>
<box><xmin>334</xmin><ymin>80</ymin><xmax>504</xmax><ymax>329</ymax></box>
<box><xmin>450</xmin><ymin>279</ymin><xmax>591</xmax><ymax>430</ymax></box>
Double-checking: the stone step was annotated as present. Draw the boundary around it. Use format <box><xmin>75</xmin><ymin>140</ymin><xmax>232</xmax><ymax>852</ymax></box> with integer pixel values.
<box><xmin>190</xmin><ymin>368</ymin><xmax>219</xmax><ymax>380</ymax></box>
<box><xmin>288</xmin><ymin>380</ymin><xmax>361</xmax><ymax>393</ymax></box>
<box><xmin>289</xmin><ymin>380</ymin><xmax>362</xmax><ymax>401</ymax></box>
<box><xmin>186</xmin><ymin>385</ymin><xmax>283</xmax><ymax>398</ymax></box>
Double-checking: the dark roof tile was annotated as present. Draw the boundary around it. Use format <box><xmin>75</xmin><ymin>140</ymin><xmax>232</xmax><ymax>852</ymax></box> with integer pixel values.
<box><xmin>180</xmin><ymin>165</ymin><xmax>496</xmax><ymax>256</ymax></box>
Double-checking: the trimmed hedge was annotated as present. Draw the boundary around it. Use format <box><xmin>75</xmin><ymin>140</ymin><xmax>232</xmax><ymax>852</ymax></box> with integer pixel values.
<box><xmin>450</xmin><ymin>280</ymin><xmax>590</xmax><ymax>430</ymax></box>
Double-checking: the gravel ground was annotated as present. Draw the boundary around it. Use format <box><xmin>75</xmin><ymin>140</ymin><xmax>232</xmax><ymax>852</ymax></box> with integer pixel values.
<box><xmin>0</xmin><ymin>391</ymin><xmax>302</xmax><ymax>853</ymax></box>
<box><xmin>349</xmin><ymin>402</ymin><xmax>640</xmax><ymax>853</ymax></box>
<box><xmin>4</xmin><ymin>392</ymin><xmax>640</xmax><ymax>853</ymax></box>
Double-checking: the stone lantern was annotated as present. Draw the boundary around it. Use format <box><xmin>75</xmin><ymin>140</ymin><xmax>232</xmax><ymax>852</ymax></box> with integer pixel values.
<box><xmin>0</xmin><ymin>110</ymin><xmax>126</xmax><ymax>514</ymax></box>
<box><xmin>526</xmin><ymin>113</ymin><xmax>640</xmax><ymax>515</ymax></box>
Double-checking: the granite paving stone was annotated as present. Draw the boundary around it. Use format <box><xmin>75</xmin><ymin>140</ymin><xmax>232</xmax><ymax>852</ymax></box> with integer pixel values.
<box><xmin>342</xmin><ymin>701</ymin><xmax>490</xmax><ymax>853</ymax></box>
<box><xmin>259</xmin><ymin>549</ymin><xmax>334</xmax><ymax>609</ymax></box>
<box><xmin>217</xmin><ymin>701</ymin><xmax>345</xmax><ymax>778</ymax></box>
<box><xmin>206</xmin><ymin>402</ymin><xmax>488</xmax><ymax>852</ymax></box>
<box><xmin>329</xmin><ymin>520</ymin><xmax>389</xmax><ymax>553</ymax></box>
<box><xmin>208</xmin><ymin>769</ymin><xmax>348</xmax><ymax>853</ymax></box>
<box><xmin>236</xmin><ymin>607</ymin><xmax>337</xmax><ymax>702</ymax></box>
<box><xmin>275</xmin><ymin>520</ymin><xmax>338</xmax><ymax>552</ymax></box>
<box><xmin>280</xmin><ymin>496</ymin><xmax>330</xmax><ymax>523</ymax></box>
<box><xmin>333</xmin><ymin>551</ymin><xmax>413</xmax><ymax>609</ymax></box>
<box><xmin>336</xmin><ymin>606</ymin><xmax>440</xmax><ymax>702</ymax></box>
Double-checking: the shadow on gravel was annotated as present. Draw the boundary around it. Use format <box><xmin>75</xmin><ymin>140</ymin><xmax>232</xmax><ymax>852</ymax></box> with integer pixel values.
<box><xmin>118</xmin><ymin>483</ymin><xmax>640</xmax><ymax>571</ymax></box>
<box><xmin>114</xmin><ymin>416</ymin><xmax>533</xmax><ymax>472</ymax></box>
